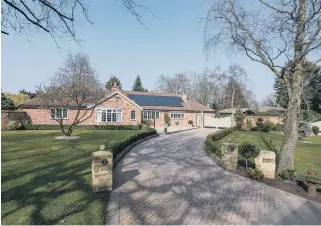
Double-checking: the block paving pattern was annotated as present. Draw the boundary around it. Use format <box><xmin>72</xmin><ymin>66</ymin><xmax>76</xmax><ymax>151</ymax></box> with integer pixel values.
<box><xmin>107</xmin><ymin>129</ymin><xmax>307</xmax><ymax>225</ymax></box>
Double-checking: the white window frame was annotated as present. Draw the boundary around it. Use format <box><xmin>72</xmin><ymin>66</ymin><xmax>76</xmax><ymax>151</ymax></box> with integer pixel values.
<box><xmin>130</xmin><ymin>110</ymin><xmax>136</xmax><ymax>120</ymax></box>
<box><xmin>95</xmin><ymin>108</ymin><xmax>122</xmax><ymax>123</ymax></box>
<box><xmin>170</xmin><ymin>111</ymin><xmax>184</xmax><ymax>119</ymax></box>
<box><xmin>50</xmin><ymin>108</ymin><xmax>68</xmax><ymax>119</ymax></box>
<box><xmin>143</xmin><ymin>110</ymin><xmax>160</xmax><ymax>120</ymax></box>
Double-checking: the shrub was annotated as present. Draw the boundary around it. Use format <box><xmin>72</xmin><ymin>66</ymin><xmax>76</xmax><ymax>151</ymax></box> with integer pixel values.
<box><xmin>175</xmin><ymin>121</ymin><xmax>179</xmax><ymax>126</ymax></box>
<box><xmin>204</xmin><ymin>137</ymin><xmax>222</xmax><ymax>159</ymax></box>
<box><xmin>299</xmin><ymin>121</ymin><xmax>311</xmax><ymax>137</ymax></box>
<box><xmin>245</xmin><ymin>119</ymin><xmax>253</xmax><ymax>130</ymax></box>
<box><xmin>23</xmin><ymin>124</ymin><xmax>141</xmax><ymax>130</ymax></box>
<box><xmin>263</xmin><ymin>121</ymin><xmax>275</xmax><ymax>132</ymax></box>
<box><xmin>256</xmin><ymin>118</ymin><xmax>264</xmax><ymax>131</ymax></box>
<box><xmin>250</xmin><ymin>127</ymin><xmax>258</xmax><ymax>131</ymax></box>
<box><xmin>142</xmin><ymin>120</ymin><xmax>152</xmax><ymax>127</ymax></box>
<box><xmin>261</xmin><ymin>122</ymin><xmax>272</xmax><ymax>132</ymax></box>
<box><xmin>164</xmin><ymin>113</ymin><xmax>171</xmax><ymax>127</ymax></box>
<box><xmin>312</xmin><ymin>126</ymin><xmax>319</xmax><ymax>136</ymax></box>
<box><xmin>188</xmin><ymin>120</ymin><xmax>193</xmax><ymax>125</ymax></box>
<box><xmin>273</xmin><ymin>123</ymin><xmax>282</xmax><ymax>132</ymax></box>
<box><xmin>164</xmin><ymin>127</ymin><xmax>167</xmax><ymax>133</ymax></box>
<box><xmin>247</xmin><ymin>168</ymin><xmax>264</xmax><ymax>180</ymax></box>
<box><xmin>239</xmin><ymin>143</ymin><xmax>260</xmax><ymax>170</ymax></box>
<box><xmin>6</xmin><ymin>120</ymin><xmax>23</xmax><ymax>130</ymax></box>
<box><xmin>204</xmin><ymin>127</ymin><xmax>236</xmax><ymax>160</ymax></box>
<box><xmin>234</xmin><ymin>106</ymin><xmax>245</xmax><ymax>131</ymax></box>
<box><xmin>278</xmin><ymin>169</ymin><xmax>297</xmax><ymax>181</ymax></box>
<box><xmin>207</xmin><ymin>127</ymin><xmax>236</xmax><ymax>142</ymax></box>
<box><xmin>108</xmin><ymin>129</ymin><xmax>157</xmax><ymax>157</ymax></box>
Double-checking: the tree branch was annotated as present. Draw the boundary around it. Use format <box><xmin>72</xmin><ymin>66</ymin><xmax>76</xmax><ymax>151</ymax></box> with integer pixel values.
<box><xmin>38</xmin><ymin>0</ymin><xmax>74</xmax><ymax>21</ymax></box>
<box><xmin>3</xmin><ymin>0</ymin><xmax>50</xmax><ymax>32</ymax></box>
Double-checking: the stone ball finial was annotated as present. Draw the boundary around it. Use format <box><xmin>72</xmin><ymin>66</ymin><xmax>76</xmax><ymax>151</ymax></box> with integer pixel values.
<box><xmin>100</xmin><ymin>144</ymin><xmax>105</xmax><ymax>151</ymax></box>
<box><xmin>228</xmin><ymin>139</ymin><xmax>232</xmax><ymax>143</ymax></box>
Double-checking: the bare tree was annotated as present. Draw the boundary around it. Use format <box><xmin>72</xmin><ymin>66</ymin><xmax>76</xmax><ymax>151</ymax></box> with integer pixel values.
<box><xmin>224</xmin><ymin>64</ymin><xmax>249</xmax><ymax>109</ymax></box>
<box><xmin>1</xmin><ymin>0</ymin><xmax>152</xmax><ymax>44</ymax></box>
<box><xmin>155</xmin><ymin>73</ymin><xmax>191</xmax><ymax>94</ymax></box>
<box><xmin>261</xmin><ymin>93</ymin><xmax>278</xmax><ymax>108</ymax></box>
<box><xmin>36</xmin><ymin>52</ymin><xmax>103</xmax><ymax>136</ymax></box>
<box><xmin>244</xmin><ymin>89</ymin><xmax>260</xmax><ymax>111</ymax></box>
<box><xmin>203</xmin><ymin>0</ymin><xmax>321</xmax><ymax>171</ymax></box>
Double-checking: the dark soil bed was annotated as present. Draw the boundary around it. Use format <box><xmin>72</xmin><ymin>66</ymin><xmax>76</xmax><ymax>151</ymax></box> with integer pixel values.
<box><xmin>235</xmin><ymin>166</ymin><xmax>321</xmax><ymax>204</ymax></box>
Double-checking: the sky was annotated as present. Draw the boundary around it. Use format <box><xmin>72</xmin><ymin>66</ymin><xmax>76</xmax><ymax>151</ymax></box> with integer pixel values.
<box><xmin>1</xmin><ymin>0</ymin><xmax>276</xmax><ymax>101</ymax></box>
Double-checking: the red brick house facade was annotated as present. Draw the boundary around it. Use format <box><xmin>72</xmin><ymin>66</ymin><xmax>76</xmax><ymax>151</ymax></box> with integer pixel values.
<box><xmin>20</xmin><ymin>85</ymin><xmax>215</xmax><ymax>128</ymax></box>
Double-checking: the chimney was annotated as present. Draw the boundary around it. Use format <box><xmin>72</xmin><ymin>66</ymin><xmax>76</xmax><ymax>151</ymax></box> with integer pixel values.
<box><xmin>111</xmin><ymin>82</ymin><xmax>120</xmax><ymax>93</ymax></box>
<box><xmin>181</xmin><ymin>94</ymin><xmax>189</xmax><ymax>109</ymax></box>
<box><xmin>182</xmin><ymin>94</ymin><xmax>188</xmax><ymax>102</ymax></box>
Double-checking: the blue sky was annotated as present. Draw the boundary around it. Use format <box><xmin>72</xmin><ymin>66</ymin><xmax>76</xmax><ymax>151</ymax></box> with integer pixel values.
<box><xmin>2</xmin><ymin>0</ymin><xmax>275</xmax><ymax>101</ymax></box>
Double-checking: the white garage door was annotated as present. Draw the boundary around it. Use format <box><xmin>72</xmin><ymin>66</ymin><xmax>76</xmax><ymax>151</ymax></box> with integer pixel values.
<box><xmin>204</xmin><ymin>116</ymin><xmax>232</xmax><ymax>128</ymax></box>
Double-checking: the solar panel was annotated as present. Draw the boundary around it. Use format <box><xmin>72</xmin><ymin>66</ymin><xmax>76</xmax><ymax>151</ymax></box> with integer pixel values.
<box><xmin>127</xmin><ymin>94</ymin><xmax>183</xmax><ymax>107</ymax></box>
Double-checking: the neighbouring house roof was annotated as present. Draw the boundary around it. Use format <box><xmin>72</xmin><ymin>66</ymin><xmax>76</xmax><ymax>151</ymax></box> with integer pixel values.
<box><xmin>219</xmin><ymin>108</ymin><xmax>257</xmax><ymax>114</ymax></box>
<box><xmin>19</xmin><ymin>89</ymin><xmax>214</xmax><ymax>112</ymax></box>
<box><xmin>259</xmin><ymin>106</ymin><xmax>286</xmax><ymax>115</ymax></box>
<box><xmin>18</xmin><ymin>91</ymin><xmax>106</xmax><ymax>109</ymax></box>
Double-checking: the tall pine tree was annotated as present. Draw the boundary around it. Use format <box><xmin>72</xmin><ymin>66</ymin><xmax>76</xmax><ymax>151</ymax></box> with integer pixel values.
<box><xmin>274</xmin><ymin>60</ymin><xmax>321</xmax><ymax>113</ymax></box>
<box><xmin>132</xmin><ymin>75</ymin><xmax>147</xmax><ymax>92</ymax></box>
<box><xmin>1</xmin><ymin>93</ymin><xmax>15</xmax><ymax>110</ymax></box>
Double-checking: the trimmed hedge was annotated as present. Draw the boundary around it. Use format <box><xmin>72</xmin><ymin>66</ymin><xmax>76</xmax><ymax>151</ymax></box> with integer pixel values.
<box><xmin>108</xmin><ymin>129</ymin><xmax>157</xmax><ymax>157</ymax></box>
<box><xmin>23</xmin><ymin>124</ymin><xmax>142</xmax><ymax>130</ymax></box>
<box><xmin>204</xmin><ymin>127</ymin><xmax>236</xmax><ymax>159</ymax></box>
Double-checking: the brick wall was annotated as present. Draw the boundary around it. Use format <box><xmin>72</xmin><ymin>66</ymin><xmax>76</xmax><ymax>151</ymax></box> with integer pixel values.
<box><xmin>144</xmin><ymin>111</ymin><xmax>213</xmax><ymax>128</ymax></box>
<box><xmin>1</xmin><ymin>110</ymin><xmax>28</xmax><ymax>130</ymax></box>
<box><xmin>23</xmin><ymin>94</ymin><xmax>142</xmax><ymax>126</ymax></box>
<box><xmin>244</xmin><ymin>116</ymin><xmax>283</xmax><ymax>125</ymax></box>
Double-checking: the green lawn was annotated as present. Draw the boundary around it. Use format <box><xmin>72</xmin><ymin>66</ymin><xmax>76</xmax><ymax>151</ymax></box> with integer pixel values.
<box><xmin>1</xmin><ymin>130</ymin><xmax>143</xmax><ymax>225</ymax></box>
<box><xmin>215</xmin><ymin>131</ymin><xmax>321</xmax><ymax>176</ymax></box>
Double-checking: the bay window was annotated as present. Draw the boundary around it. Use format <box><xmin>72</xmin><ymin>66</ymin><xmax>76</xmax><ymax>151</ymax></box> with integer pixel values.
<box><xmin>96</xmin><ymin>108</ymin><xmax>122</xmax><ymax>122</ymax></box>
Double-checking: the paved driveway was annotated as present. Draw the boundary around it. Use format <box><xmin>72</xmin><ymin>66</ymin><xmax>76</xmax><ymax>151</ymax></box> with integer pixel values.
<box><xmin>107</xmin><ymin>128</ymin><xmax>321</xmax><ymax>225</ymax></box>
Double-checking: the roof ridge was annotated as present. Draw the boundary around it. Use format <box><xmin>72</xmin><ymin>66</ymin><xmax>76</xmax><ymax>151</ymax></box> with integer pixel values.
<box><xmin>122</xmin><ymin>90</ymin><xmax>182</xmax><ymax>96</ymax></box>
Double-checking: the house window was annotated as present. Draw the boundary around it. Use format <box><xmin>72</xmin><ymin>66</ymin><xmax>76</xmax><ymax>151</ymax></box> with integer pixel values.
<box><xmin>96</xmin><ymin>108</ymin><xmax>122</xmax><ymax>122</ymax></box>
<box><xmin>143</xmin><ymin>110</ymin><xmax>160</xmax><ymax>120</ymax></box>
<box><xmin>131</xmin><ymin>110</ymin><xmax>136</xmax><ymax>120</ymax></box>
<box><xmin>50</xmin><ymin>108</ymin><xmax>68</xmax><ymax>119</ymax></box>
<box><xmin>170</xmin><ymin>111</ymin><xmax>184</xmax><ymax>119</ymax></box>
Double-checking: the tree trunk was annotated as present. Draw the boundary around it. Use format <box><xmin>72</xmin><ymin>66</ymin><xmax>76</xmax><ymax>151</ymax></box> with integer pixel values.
<box><xmin>278</xmin><ymin>87</ymin><xmax>301</xmax><ymax>171</ymax></box>
<box><xmin>278</xmin><ymin>0</ymin><xmax>306</xmax><ymax>172</ymax></box>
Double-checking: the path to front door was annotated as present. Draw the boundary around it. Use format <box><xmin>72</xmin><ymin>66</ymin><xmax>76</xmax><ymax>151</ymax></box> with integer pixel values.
<box><xmin>107</xmin><ymin>129</ymin><xmax>321</xmax><ymax>225</ymax></box>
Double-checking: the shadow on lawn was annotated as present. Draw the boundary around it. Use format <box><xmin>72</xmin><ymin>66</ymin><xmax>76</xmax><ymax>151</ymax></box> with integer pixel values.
<box><xmin>1</xmin><ymin>134</ymin><xmax>112</xmax><ymax>225</ymax></box>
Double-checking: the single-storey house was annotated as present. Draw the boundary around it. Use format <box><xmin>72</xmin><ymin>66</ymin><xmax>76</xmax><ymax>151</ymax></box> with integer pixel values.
<box><xmin>19</xmin><ymin>84</ymin><xmax>215</xmax><ymax>128</ymax></box>
<box><xmin>259</xmin><ymin>106</ymin><xmax>286</xmax><ymax>116</ymax></box>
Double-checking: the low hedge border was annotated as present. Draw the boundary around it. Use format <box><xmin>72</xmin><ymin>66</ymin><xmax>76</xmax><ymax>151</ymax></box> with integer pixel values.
<box><xmin>110</xmin><ymin>129</ymin><xmax>158</xmax><ymax>169</ymax></box>
<box><xmin>23</xmin><ymin>124</ymin><xmax>142</xmax><ymax>131</ymax></box>
<box><xmin>204</xmin><ymin>127</ymin><xmax>236</xmax><ymax>161</ymax></box>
